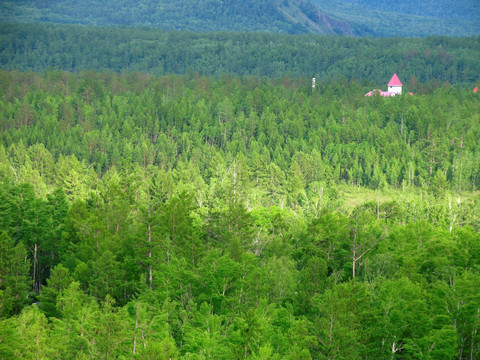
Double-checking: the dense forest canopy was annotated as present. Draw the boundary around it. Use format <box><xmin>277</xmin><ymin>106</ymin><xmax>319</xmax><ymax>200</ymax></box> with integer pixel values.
<box><xmin>1</xmin><ymin>70</ymin><xmax>480</xmax><ymax>358</ymax></box>
<box><xmin>1</xmin><ymin>70</ymin><xmax>480</xmax><ymax>193</ymax></box>
<box><xmin>1</xmin><ymin>23</ymin><xmax>480</xmax><ymax>83</ymax></box>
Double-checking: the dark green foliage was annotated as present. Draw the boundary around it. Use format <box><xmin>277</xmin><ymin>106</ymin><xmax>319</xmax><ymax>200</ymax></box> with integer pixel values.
<box><xmin>38</xmin><ymin>263</ymin><xmax>72</xmax><ymax>318</ymax></box>
<box><xmin>0</xmin><ymin>231</ymin><xmax>30</xmax><ymax>317</ymax></box>
<box><xmin>1</xmin><ymin>24</ymin><xmax>480</xmax><ymax>82</ymax></box>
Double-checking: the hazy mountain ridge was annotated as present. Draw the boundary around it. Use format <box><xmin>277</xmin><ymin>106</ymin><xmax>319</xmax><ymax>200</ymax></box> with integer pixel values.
<box><xmin>2</xmin><ymin>0</ymin><xmax>479</xmax><ymax>36</ymax></box>
<box><xmin>311</xmin><ymin>0</ymin><xmax>480</xmax><ymax>37</ymax></box>
<box><xmin>339</xmin><ymin>0</ymin><xmax>479</xmax><ymax>20</ymax></box>
<box><xmin>0</xmin><ymin>0</ymin><xmax>480</xmax><ymax>37</ymax></box>
<box><xmin>0</xmin><ymin>0</ymin><xmax>354</xmax><ymax>35</ymax></box>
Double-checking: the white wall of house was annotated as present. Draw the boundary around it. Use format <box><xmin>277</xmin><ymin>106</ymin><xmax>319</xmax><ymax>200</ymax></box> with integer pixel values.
<box><xmin>388</xmin><ymin>85</ymin><xmax>402</xmax><ymax>94</ymax></box>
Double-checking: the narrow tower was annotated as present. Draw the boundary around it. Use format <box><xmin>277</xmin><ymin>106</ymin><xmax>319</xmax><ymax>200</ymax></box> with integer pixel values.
<box><xmin>387</xmin><ymin>73</ymin><xmax>402</xmax><ymax>95</ymax></box>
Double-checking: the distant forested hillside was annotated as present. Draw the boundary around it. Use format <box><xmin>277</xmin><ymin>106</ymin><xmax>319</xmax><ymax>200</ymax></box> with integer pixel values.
<box><xmin>1</xmin><ymin>0</ymin><xmax>479</xmax><ymax>36</ymax></box>
<box><xmin>0</xmin><ymin>0</ymin><xmax>352</xmax><ymax>35</ymax></box>
<box><xmin>312</xmin><ymin>0</ymin><xmax>480</xmax><ymax>37</ymax></box>
<box><xmin>354</xmin><ymin>0</ymin><xmax>479</xmax><ymax>19</ymax></box>
<box><xmin>1</xmin><ymin>24</ymin><xmax>480</xmax><ymax>84</ymax></box>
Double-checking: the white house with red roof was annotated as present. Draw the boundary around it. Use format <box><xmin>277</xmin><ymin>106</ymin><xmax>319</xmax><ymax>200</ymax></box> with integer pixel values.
<box><xmin>365</xmin><ymin>73</ymin><xmax>403</xmax><ymax>97</ymax></box>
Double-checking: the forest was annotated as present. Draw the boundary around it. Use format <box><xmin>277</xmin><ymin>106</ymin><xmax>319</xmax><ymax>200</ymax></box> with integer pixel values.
<box><xmin>1</xmin><ymin>24</ymin><xmax>480</xmax><ymax>83</ymax></box>
<box><xmin>1</xmin><ymin>69</ymin><xmax>480</xmax><ymax>359</ymax></box>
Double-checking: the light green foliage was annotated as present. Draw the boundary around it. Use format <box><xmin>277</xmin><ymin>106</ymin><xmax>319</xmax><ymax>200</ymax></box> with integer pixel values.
<box><xmin>79</xmin><ymin>295</ymin><xmax>130</xmax><ymax>359</ymax></box>
<box><xmin>15</xmin><ymin>306</ymin><xmax>50</xmax><ymax>360</ymax></box>
<box><xmin>182</xmin><ymin>303</ymin><xmax>232</xmax><ymax>358</ymax></box>
<box><xmin>0</xmin><ymin>70</ymin><xmax>479</xmax><ymax>359</ymax></box>
<box><xmin>136</xmin><ymin>338</ymin><xmax>179</xmax><ymax>360</ymax></box>
<box><xmin>312</xmin><ymin>281</ymin><xmax>374</xmax><ymax>359</ymax></box>
<box><xmin>0</xmin><ymin>316</ymin><xmax>18</xmax><ymax>359</ymax></box>
<box><xmin>49</xmin><ymin>281</ymin><xmax>90</xmax><ymax>359</ymax></box>
<box><xmin>55</xmin><ymin>155</ymin><xmax>97</xmax><ymax>201</ymax></box>
<box><xmin>197</xmin><ymin>250</ymin><xmax>242</xmax><ymax>313</ymax></box>
<box><xmin>375</xmin><ymin>277</ymin><xmax>429</xmax><ymax>358</ymax></box>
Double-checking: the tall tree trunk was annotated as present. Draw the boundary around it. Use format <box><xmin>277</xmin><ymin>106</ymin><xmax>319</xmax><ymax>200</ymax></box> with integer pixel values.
<box><xmin>352</xmin><ymin>220</ymin><xmax>358</xmax><ymax>279</ymax></box>
<box><xmin>148</xmin><ymin>221</ymin><xmax>153</xmax><ymax>290</ymax></box>
<box><xmin>133</xmin><ymin>303</ymin><xmax>139</xmax><ymax>356</ymax></box>
<box><xmin>233</xmin><ymin>160</ymin><xmax>237</xmax><ymax>205</ymax></box>
<box><xmin>33</xmin><ymin>243</ymin><xmax>38</xmax><ymax>293</ymax></box>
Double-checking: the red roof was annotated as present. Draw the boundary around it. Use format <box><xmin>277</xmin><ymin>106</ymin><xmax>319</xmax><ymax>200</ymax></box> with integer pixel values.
<box><xmin>365</xmin><ymin>90</ymin><xmax>396</xmax><ymax>97</ymax></box>
<box><xmin>388</xmin><ymin>73</ymin><xmax>402</xmax><ymax>87</ymax></box>
<box><xmin>474</xmin><ymin>86</ymin><xmax>479</xmax><ymax>93</ymax></box>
